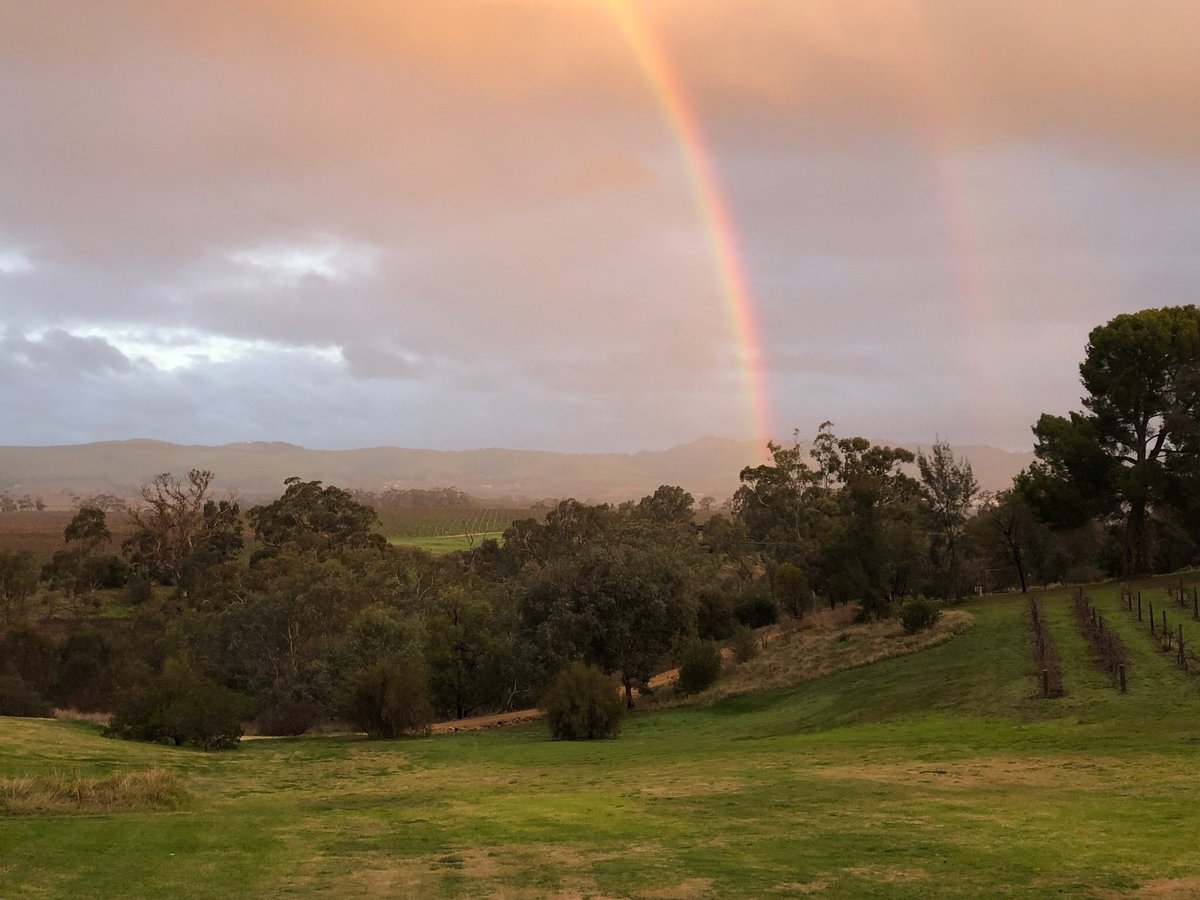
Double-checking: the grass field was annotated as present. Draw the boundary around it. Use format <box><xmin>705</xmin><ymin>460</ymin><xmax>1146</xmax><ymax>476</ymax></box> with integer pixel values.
<box><xmin>6</xmin><ymin>578</ymin><xmax>1200</xmax><ymax>897</ymax></box>
<box><xmin>387</xmin><ymin>532</ymin><xmax>504</xmax><ymax>554</ymax></box>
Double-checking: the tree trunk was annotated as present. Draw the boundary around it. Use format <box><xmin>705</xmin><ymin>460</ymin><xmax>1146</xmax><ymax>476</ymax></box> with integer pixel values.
<box><xmin>623</xmin><ymin>677</ymin><xmax>634</xmax><ymax>709</ymax></box>
<box><xmin>1012</xmin><ymin>545</ymin><xmax>1028</xmax><ymax>594</ymax></box>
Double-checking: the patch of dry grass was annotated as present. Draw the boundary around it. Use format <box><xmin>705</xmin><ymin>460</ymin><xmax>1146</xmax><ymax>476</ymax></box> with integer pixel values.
<box><xmin>681</xmin><ymin>607</ymin><xmax>973</xmax><ymax>705</ymax></box>
<box><xmin>0</xmin><ymin>767</ymin><xmax>186</xmax><ymax>816</ymax></box>
<box><xmin>53</xmin><ymin>708</ymin><xmax>112</xmax><ymax>727</ymax></box>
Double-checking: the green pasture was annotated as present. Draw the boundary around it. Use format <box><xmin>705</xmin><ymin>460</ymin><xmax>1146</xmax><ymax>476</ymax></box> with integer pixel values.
<box><xmin>6</xmin><ymin>578</ymin><xmax>1200</xmax><ymax>897</ymax></box>
<box><xmin>387</xmin><ymin>532</ymin><xmax>504</xmax><ymax>554</ymax></box>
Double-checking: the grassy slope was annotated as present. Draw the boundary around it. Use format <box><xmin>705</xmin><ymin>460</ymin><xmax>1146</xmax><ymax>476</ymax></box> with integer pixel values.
<box><xmin>5</xmin><ymin>581</ymin><xmax>1200</xmax><ymax>897</ymax></box>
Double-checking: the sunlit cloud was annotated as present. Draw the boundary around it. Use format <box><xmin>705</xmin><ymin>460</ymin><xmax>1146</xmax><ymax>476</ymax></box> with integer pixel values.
<box><xmin>60</xmin><ymin>325</ymin><xmax>342</xmax><ymax>372</ymax></box>
<box><xmin>229</xmin><ymin>238</ymin><xmax>376</xmax><ymax>286</ymax></box>
<box><xmin>0</xmin><ymin>248</ymin><xmax>33</xmax><ymax>275</ymax></box>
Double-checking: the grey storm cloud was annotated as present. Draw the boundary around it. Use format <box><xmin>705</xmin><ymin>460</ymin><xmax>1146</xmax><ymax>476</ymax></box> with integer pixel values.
<box><xmin>1</xmin><ymin>1</ymin><xmax>1199</xmax><ymax>452</ymax></box>
<box><xmin>3</xmin><ymin>328</ymin><xmax>133</xmax><ymax>375</ymax></box>
<box><xmin>341</xmin><ymin>344</ymin><xmax>422</xmax><ymax>381</ymax></box>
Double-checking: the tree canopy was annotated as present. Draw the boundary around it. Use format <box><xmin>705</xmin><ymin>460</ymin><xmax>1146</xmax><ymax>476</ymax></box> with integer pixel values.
<box><xmin>1024</xmin><ymin>306</ymin><xmax>1200</xmax><ymax>573</ymax></box>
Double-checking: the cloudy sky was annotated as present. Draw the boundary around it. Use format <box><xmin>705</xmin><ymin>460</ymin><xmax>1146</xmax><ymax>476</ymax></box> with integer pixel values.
<box><xmin>2</xmin><ymin>1</ymin><xmax>1199</xmax><ymax>452</ymax></box>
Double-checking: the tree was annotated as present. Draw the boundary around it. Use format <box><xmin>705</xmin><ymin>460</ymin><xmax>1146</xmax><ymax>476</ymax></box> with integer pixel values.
<box><xmin>249</xmin><ymin>478</ymin><xmax>382</xmax><ymax>558</ymax></box>
<box><xmin>343</xmin><ymin>656</ymin><xmax>432</xmax><ymax>739</ymax></box>
<box><xmin>917</xmin><ymin>440</ymin><xmax>979</xmax><ymax>600</ymax></box>
<box><xmin>812</xmin><ymin>427</ymin><xmax>920</xmax><ymax>616</ymax></box>
<box><xmin>581</xmin><ymin>545</ymin><xmax>694</xmax><ymax>707</ymax></box>
<box><xmin>732</xmin><ymin>433</ymin><xmax>829</xmax><ymax>566</ymax></box>
<box><xmin>635</xmin><ymin>485</ymin><xmax>695</xmax><ymax>525</ymax></box>
<box><xmin>423</xmin><ymin>586</ymin><xmax>506</xmax><ymax>720</ymax></box>
<box><xmin>519</xmin><ymin>543</ymin><xmax>695</xmax><ymax>707</ymax></box>
<box><xmin>1027</xmin><ymin>306</ymin><xmax>1200</xmax><ymax>574</ymax></box>
<box><xmin>771</xmin><ymin>562</ymin><xmax>811</xmax><ymax>618</ymax></box>
<box><xmin>0</xmin><ymin>551</ymin><xmax>39</xmax><ymax>627</ymax></box>
<box><xmin>47</xmin><ymin>505</ymin><xmax>126</xmax><ymax>597</ymax></box>
<box><xmin>64</xmin><ymin>505</ymin><xmax>111</xmax><ymax>552</ymax></box>
<box><xmin>972</xmin><ymin>490</ymin><xmax>1043</xmax><ymax>593</ymax></box>
<box><xmin>124</xmin><ymin>470</ymin><xmax>240</xmax><ymax>591</ymax></box>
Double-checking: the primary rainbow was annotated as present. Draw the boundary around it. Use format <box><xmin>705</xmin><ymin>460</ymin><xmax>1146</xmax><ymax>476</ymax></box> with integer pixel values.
<box><xmin>606</xmin><ymin>0</ymin><xmax>774</xmax><ymax>452</ymax></box>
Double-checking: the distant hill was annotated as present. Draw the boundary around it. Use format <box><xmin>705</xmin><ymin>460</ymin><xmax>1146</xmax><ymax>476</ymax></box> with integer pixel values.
<box><xmin>0</xmin><ymin>437</ymin><xmax>1035</xmax><ymax>508</ymax></box>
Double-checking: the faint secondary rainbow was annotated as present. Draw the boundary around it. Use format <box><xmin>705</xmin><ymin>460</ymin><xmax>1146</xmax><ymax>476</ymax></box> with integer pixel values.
<box><xmin>606</xmin><ymin>0</ymin><xmax>774</xmax><ymax>452</ymax></box>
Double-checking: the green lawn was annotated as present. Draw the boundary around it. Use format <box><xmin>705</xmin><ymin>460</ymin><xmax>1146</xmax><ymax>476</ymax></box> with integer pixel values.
<box><xmin>6</xmin><ymin>579</ymin><xmax>1200</xmax><ymax>897</ymax></box>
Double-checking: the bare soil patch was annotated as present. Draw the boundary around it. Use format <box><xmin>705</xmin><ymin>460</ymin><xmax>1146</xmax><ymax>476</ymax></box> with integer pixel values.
<box><xmin>1134</xmin><ymin>876</ymin><xmax>1200</xmax><ymax>898</ymax></box>
<box><xmin>430</xmin><ymin>708</ymin><xmax>544</xmax><ymax>733</ymax></box>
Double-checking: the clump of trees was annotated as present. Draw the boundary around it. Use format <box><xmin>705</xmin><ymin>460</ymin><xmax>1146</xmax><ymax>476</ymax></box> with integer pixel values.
<box><xmin>731</xmin><ymin>424</ymin><xmax>971</xmax><ymax>616</ymax></box>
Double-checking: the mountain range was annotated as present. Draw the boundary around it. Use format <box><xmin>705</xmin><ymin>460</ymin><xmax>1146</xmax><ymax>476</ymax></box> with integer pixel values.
<box><xmin>0</xmin><ymin>438</ymin><xmax>1035</xmax><ymax>509</ymax></box>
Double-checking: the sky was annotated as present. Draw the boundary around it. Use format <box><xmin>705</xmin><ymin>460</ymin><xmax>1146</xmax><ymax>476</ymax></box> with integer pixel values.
<box><xmin>2</xmin><ymin>0</ymin><xmax>1199</xmax><ymax>453</ymax></box>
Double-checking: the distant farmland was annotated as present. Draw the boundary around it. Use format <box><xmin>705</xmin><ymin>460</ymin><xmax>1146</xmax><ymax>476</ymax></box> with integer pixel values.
<box><xmin>0</xmin><ymin>512</ymin><xmax>135</xmax><ymax>564</ymax></box>
<box><xmin>0</xmin><ymin>507</ymin><xmax>541</xmax><ymax>563</ymax></box>
<box><xmin>374</xmin><ymin>507</ymin><xmax>541</xmax><ymax>540</ymax></box>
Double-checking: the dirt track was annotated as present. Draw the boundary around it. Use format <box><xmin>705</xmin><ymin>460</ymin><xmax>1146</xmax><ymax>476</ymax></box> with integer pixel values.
<box><xmin>429</xmin><ymin>708</ymin><xmax>544</xmax><ymax>733</ymax></box>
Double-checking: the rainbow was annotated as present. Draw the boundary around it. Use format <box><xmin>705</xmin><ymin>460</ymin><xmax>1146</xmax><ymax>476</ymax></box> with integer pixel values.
<box><xmin>605</xmin><ymin>1</ymin><xmax>774</xmax><ymax>453</ymax></box>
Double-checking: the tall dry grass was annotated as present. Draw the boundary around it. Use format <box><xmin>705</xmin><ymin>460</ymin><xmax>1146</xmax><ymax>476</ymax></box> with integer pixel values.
<box><xmin>0</xmin><ymin>768</ymin><xmax>186</xmax><ymax>816</ymax></box>
<box><xmin>674</xmin><ymin>606</ymin><xmax>973</xmax><ymax>706</ymax></box>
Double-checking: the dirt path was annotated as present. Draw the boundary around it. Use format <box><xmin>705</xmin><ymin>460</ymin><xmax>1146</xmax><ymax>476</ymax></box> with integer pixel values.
<box><xmin>429</xmin><ymin>708</ymin><xmax>544</xmax><ymax>733</ymax></box>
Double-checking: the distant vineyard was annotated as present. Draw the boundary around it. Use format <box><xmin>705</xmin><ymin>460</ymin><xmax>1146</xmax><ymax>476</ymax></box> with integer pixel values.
<box><xmin>0</xmin><ymin>511</ymin><xmax>135</xmax><ymax>563</ymax></box>
<box><xmin>374</xmin><ymin>507</ymin><xmax>543</xmax><ymax>539</ymax></box>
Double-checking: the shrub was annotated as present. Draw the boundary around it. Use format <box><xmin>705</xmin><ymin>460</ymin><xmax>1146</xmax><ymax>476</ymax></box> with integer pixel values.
<box><xmin>695</xmin><ymin>587</ymin><xmax>737</xmax><ymax>641</ymax></box>
<box><xmin>730</xmin><ymin>626</ymin><xmax>759</xmax><ymax>663</ymax></box>
<box><xmin>0</xmin><ymin>675</ymin><xmax>54</xmax><ymax>718</ymax></box>
<box><xmin>344</xmin><ymin>657</ymin><xmax>432</xmax><ymax>739</ymax></box>
<box><xmin>542</xmin><ymin>662</ymin><xmax>623</xmax><ymax>741</ymax></box>
<box><xmin>734</xmin><ymin>585</ymin><xmax>778</xmax><ymax>629</ymax></box>
<box><xmin>676</xmin><ymin>641</ymin><xmax>722</xmax><ymax>694</ymax></box>
<box><xmin>108</xmin><ymin>658</ymin><xmax>250</xmax><ymax>750</ymax></box>
<box><xmin>899</xmin><ymin>597</ymin><xmax>941</xmax><ymax>634</ymax></box>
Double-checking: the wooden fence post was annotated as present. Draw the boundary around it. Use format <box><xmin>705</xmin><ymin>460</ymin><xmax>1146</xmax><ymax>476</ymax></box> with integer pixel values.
<box><xmin>1179</xmin><ymin>625</ymin><xmax>1186</xmax><ymax>669</ymax></box>
<box><xmin>1150</xmin><ymin>601</ymin><xmax>1155</xmax><ymax>634</ymax></box>
<box><xmin>1138</xmin><ymin>593</ymin><xmax>1143</xmax><ymax>621</ymax></box>
<box><xmin>1118</xmin><ymin>663</ymin><xmax>1127</xmax><ymax>693</ymax></box>
<box><xmin>1042</xmin><ymin>668</ymin><xmax>1049</xmax><ymax>697</ymax></box>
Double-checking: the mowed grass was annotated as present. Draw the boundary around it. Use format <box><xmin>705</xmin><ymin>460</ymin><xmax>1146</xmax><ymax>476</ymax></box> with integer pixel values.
<box><xmin>7</xmin><ymin>579</ymin><xmax>1200</xmax><ymax>896</ymax></box>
